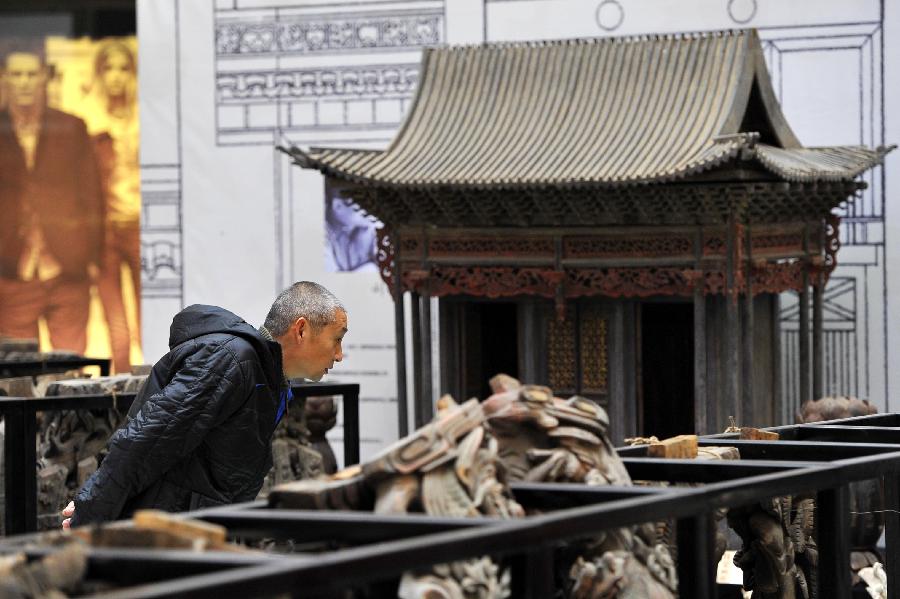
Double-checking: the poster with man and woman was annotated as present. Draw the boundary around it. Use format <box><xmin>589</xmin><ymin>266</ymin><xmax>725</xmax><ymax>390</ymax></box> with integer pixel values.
<box><xmin>0</xmin><ymin>35</ymin><xmax>141</xmax><ymax>372</ymax></box>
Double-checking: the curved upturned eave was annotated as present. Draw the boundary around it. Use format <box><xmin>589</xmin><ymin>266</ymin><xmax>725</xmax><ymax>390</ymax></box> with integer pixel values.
<box><xmin>283</xmin><ymin>29</ymin><xmax>890</xmax><ymax>189</ymax></box>
<box><xmin>285</xmin><ymin>140</ymin><xmax>894</xmax><ymax>190</ymax></box>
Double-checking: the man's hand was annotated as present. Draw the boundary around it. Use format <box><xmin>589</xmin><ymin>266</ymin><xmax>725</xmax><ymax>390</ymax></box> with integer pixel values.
<box><xmin>61</xmin><ymin>501</ymin><xmax>75</xmax><ymax>529</ymax></box>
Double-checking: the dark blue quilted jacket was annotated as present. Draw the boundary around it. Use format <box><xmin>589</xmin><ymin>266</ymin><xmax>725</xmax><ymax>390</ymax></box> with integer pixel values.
<box><xmin>71</xmin><ymin>304</ymin><xmax>285</xmax><ymax>526</ymax></box>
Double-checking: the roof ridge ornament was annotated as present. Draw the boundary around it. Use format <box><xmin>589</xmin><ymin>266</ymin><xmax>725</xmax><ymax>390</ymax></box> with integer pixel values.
<box><xmin>713</xmin><ymin>132</ymin><xmax>760</xmax><ymax>148</ymax></box>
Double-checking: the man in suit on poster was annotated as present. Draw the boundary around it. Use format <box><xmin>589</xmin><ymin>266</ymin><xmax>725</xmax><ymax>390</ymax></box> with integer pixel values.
<box><xmin>0</xmin><ymin>39</ymin><xmax>104</xmax><ymax>352</ymax></box>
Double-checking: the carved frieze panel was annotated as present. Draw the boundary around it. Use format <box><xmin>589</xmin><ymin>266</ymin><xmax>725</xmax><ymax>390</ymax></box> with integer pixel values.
<box><xmin>565</xmin><ymin>267</ymin><xmax>696</xmax><ymax>298</ymax></box>
<box><xmin>751</xmin><ymin>260</ymin><xmax>807</xmax><ymax>295</ymax></box>
<box><xmin>216</xmin><ymin>13</ymin><xmax>443</xmax><ymax>56</ymax></box>
<box><xmin>750</xmin><ymin>231</ymin><xmax>804</xmax><ymax>256</ymax></box>
<box><xmin>564</xmin><ymin>235</ymin><xmax>692</xmax><ymax>259</ymax></box>
<box><xmin>426</xmin><ymin>266</ymin><xmax>559</xmax><ymax>299</ymax></box>
<box><xmin>703</xmin><ymin>234</ymin><xmax>726</xmax><ymax>256</ymax></box>
<box><xmin>429</xmin><ymin>237</ymin><xmax>555</xmax><ymax>258</ymax></box>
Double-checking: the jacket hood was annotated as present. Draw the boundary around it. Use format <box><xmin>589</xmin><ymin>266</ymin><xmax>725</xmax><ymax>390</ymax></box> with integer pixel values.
<box><xmin>169</xmin><ymin>304</ymin><xmax>284</xmax><ymax>390</ymax></box>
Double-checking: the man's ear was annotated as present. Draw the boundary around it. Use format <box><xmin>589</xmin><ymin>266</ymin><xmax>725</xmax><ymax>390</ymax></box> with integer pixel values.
<box><xmin>295</xmin><ymin>316</ymin><xmax>309</xmax><ymax>340</ymax></box>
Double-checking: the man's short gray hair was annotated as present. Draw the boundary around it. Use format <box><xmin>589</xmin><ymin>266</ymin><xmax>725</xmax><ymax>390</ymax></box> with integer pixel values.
<box><xmin>264</xmin><ymin>281</ymin><xmax>345</xmax><ymax>337</ymax></box>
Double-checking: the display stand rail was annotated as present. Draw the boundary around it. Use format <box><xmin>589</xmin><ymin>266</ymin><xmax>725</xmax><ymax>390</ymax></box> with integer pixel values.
<box><xmin>3</xmin><ymin>414</ymin><xmax>899</xmax><ymax>597</ymax></box>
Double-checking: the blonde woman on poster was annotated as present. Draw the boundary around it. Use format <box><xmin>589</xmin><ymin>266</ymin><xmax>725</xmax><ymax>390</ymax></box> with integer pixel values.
<box><xmin>81</xmin><ymin>40</ymin><xmax>141</xmax><ymax>373</ymax></box>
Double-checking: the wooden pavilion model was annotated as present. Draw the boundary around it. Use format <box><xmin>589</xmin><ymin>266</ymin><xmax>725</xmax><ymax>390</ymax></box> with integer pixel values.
<box><xmin>287</xmin><ymin>29</ymin><xmax>892</xmax><ymax>442</ymax></box>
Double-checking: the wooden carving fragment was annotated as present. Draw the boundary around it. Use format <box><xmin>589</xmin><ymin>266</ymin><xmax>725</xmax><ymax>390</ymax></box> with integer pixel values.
<box><xmin>132</xmin><ymin>510</ymin><xmax>227</xmax><ymax>546</ymax></box>
<box><xmin>647</xmin><ymin>435</ymin><xmax>698</xmax><ymax>459</ymax></box>
<box><xmin>0</xmin><ymin>376</ymin><xmax>35</xmax><ymax>397</ymax></box>
<box><xmin>68</xmin><ymin>511</ymin><xmax>239</xmax><ymax>552</ymax></box>
<box><xmin>0</xmin><ymin>543</ymin><xmax>88</xmax><ymax>597</ymax></box>
<box><xmin>740</xmin><ymin>428</ymin><xmax>780</xmax><ymax>441</ymax></box>
<box><xmin>697</xmin><ymin>446</ymin><xmax>741</xmax><ymax>461</ymax></box>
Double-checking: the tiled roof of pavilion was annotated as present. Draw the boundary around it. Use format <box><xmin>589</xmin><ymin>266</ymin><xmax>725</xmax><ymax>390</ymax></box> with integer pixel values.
<box><xmin>285</xmin><ymin>30</ymin><xmax>893</xmax><ymax>189</ymax></box>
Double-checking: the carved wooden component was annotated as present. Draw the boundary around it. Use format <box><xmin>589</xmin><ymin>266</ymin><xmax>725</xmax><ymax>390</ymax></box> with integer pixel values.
<box><xmin>739</xmin><ymin>428</ymin><xmax>780</xmax><ymax>441</ymax></box>
<box><xmin>647</xmin><ymin>435</ymin><xmax>699</xmax><ymax>459</ymax></box>
<box><xmin>132</xmin><ymin>509</ymin><xmax>228</xmax><ymax>546</ymax></box>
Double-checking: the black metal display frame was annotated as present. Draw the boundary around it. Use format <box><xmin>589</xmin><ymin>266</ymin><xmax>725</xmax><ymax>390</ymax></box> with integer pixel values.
<box><xmin>1</xmin><ymin>392</ymin><xmax>137</xmax><ymax>536</ymax></box>
<box><xmin>0</xmin><ymin>382</ymin><xmax>360</xmax><ymax>536</ymax></box>
<box><xmin>290</xmin><ymin>381</ymin><xmax>361</xmax><ymax>467</ymax></box>
<box><xmin>0</xmin><ymin>357</ymin><xmax>111</xmax><ymax>378</ymax></box>
<box><xmin>3</xmin><ymin>413</ymin><xmax>899</xmax><ymax>598</ymax></box>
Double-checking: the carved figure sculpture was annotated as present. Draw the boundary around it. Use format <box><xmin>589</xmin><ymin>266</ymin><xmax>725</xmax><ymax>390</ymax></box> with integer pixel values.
<box><xmin>257</xmin><ymin>395</ymin><xmax>340</xmax><ymax>498</ymax></box>
<box><xmin>728</xmin><ymin>494</ymin><xmax>817</xmax><ymax>599</ymax></box>
<box><xmin>797</xmin><ymin>396</ymin><xmax>882</xmax><ymax>587</ymax></box>
<box><xmin>305</xmin><ymin>395</ymin><xmax>338</xmax><ymax>474</ymax></box>
<box><xmin>481</xmin><ymin>377</ymin><xmax>676</xmax><ymax>598</ymax></box>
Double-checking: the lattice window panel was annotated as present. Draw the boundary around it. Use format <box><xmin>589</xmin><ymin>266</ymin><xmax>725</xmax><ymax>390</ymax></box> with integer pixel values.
<box><xmin>580</xmin><ymin>304</ymin><xmax>609</xmax><ymax>395</ymax></box>
<box><xmin>547</xmin><ymin>305</ymin><xmax>576</xmax><ymax>393</ymax></box>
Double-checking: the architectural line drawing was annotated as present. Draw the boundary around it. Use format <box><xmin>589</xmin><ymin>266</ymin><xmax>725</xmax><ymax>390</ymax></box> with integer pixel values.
<box><xmin>141</xmin><ymin>0</ymin><xmax>184</xmax><ymax>310</ymax></box>
<box><xmin>207</xmin><ymin>0</ymin><xmax>447</xmax><ymax>453</ymax></box>
<box><xmin>595</xmin><ymin>1</ymin><xmax>624</xmax><ymax>32</ymax></box>
<box><xmin>727</xmin><ymin>0</ymin><xmax>757</xmax><ymax>25</ymax></box>
<box><xmin>215</xmin><ymin>10</ymin><xmax>444</xmax><ymax>56</ymax></box>
<box><xmin>755</xmin><ymin>17</ymin><xmax>887</xmax><ymax>408</ymax></box>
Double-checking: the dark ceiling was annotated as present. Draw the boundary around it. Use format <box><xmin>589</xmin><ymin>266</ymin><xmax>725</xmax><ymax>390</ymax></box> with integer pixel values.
<box><xmin>0</xmin><ymin>0</ymin><xmax>136</xmax><ymax>38</ymax></box>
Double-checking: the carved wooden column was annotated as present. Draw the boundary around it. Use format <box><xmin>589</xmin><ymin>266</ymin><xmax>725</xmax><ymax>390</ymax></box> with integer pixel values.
<box><xmin>393</xmin><ymin>268</ymin><xmax>408</xmax><ymax>437</ymax></box>
<box><xmin>421</xmin><ymin>290</ymin><xmax>434</xmax><ymax>424</ymax></box>
<box><xmin>725</xmin><ymin>214</ymin><xmax>741</xmax><ymax>424</ymax></box>
<box><xmin>812</xmin><ymin>219</ymin><xmax>825</xmax><ymax>400</ymax></box>
<box><xmin>799</xmin><ymin>224</ymin><xmax>811</xmax><ymax>408</ymax></box>
<box><xmin>772</xmin><ymin>294</ymin><xmax>783</xmax><ymax>424</ymax></box>
<box><xmin>741</xmin><ymin>225</ymin><xmax>754</xmax><ymax>426</ymax></box>
<box><xmin>411</xmin><ymin>291</ymin><xmax>424</xmax><ymax>428</ymax></box>
<box><xmin>693</xmin><ymin>227</ymin><xmax>707</xmax><ymax>435</ymax></box>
